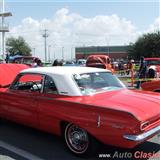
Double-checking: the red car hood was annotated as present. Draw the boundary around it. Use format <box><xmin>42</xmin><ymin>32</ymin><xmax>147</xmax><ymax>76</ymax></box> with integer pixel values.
<box><xmin>79</xmin><ymin>89</ymin><xmax>160</xmax><ymax>122</ymax></box>
<box><xmin>0</xmin><ymin>64</ymin><xmax>29</xmax><ymax>86</ymax></box>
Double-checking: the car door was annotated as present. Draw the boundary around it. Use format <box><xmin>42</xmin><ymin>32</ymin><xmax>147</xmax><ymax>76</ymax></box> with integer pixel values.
<box><xmin>37</xmin><ymin>75</ymin><xmax>99</xmax><ymax>134</ymax></box>
<box><xmin>1</xmin><ymin>73</ymin><xmax>43</xmax><ymax>127</ymax></box>
<box><xmin>0</xmin><ymin>90</ymin><xmax>4</xmax><ymax>117</ymax></box>
<box><xmin>37</xmin><ymin>75</ymin><xmax>63</xmax><ymax>133</ymax></box>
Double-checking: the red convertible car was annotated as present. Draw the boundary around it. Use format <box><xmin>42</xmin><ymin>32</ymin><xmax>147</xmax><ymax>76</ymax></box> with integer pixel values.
<box><xmin>0</xmin><ymin>66</ymin><xmax>160</xmax><ymax>157</ymax></box>
<box><xmin>141</xmin><ymin>79</ymin><xmax>160</xmax><ymax>92</ymax></box>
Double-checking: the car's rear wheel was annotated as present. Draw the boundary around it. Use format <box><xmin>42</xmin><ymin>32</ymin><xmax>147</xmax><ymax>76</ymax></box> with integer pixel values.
<box><xmin>63</xmin><ymin>123</ymin><xmax>98</xmax><ymax>157</ymax></box>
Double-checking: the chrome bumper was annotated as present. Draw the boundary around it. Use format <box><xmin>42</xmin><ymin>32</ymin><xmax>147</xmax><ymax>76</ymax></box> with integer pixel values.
<box><xmin>123</xmin><ymin>125</ymin><xmax>160</xmax><ymax>141</ymax></box>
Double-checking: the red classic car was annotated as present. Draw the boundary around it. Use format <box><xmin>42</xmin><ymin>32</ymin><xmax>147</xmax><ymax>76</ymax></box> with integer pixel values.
<box><xmin>141</xmin><ymin>79</ymin><xmax>160</xmax><ymax>92</ymax></box>
<box><xmin>0</xmin><ymin>66</ymin><xmax>159</xmax><ymax>157</ymax></box>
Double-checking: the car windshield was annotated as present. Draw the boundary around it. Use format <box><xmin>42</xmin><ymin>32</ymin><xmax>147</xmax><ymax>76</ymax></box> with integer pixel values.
<box><xmin>73</xmin><ymin>72</ymin><xmax>125</xmax><ymax>95</ymax></box>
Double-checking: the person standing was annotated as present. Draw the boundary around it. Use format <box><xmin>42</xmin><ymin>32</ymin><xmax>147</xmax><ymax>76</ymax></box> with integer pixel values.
<box><xmin>52</xmin><ymin>59</ymin><xmax>59</xmax><ymax>66</ymax></box>
<box><xmin>136</xmin><ymin>56</ymin><xmax>147</xmax><ymax>88</ymax></box>
<box><xmin>5</xmin><ymin>53</ymin><xmax>9</xmax><ymax>63</ymax></box>
<box><xmin>127</xmin><ymin>59</ymin><xmax>134</xmax><ymax>87</ymax></box>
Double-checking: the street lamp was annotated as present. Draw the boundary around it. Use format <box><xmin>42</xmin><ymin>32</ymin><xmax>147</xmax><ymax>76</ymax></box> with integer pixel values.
<box><xmin>52</xmin><ymin>44</ymin><xmax>56</xmax><ymax>60</ymax></box>
<box><xmin>41</xmin><ymin>29</ymin><xmax>49</xmax><ymax>62</ymax></box>
<box><xmin>62</xmin><ymin>46</ymin><xmax>64</xmax><ymax>60</ymax></box>
<box><xmin>32</xmin><ymin>47</ymin><xmax>35</xmax><ymax>56</ymax></box>
<box><xmin>48</xmin><ymin>45</ymin><xmax>51</xmax><ymax>62</ymax></box>
<box><xmin>71</xmin><ymin>46</ymin><xmax>75</xmax><ymax>60</ymax></box>
<box><xmin>105</xmin><ymin>36</ymin><xmax>110</xmax><ymax>57</ymax></box>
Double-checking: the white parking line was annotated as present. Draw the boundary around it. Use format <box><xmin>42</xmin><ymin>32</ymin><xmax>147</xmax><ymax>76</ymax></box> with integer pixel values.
<box><xmin>0</xmin><ymin>140</ymin><xmax>44</xmax><ymax>160</ymax></box>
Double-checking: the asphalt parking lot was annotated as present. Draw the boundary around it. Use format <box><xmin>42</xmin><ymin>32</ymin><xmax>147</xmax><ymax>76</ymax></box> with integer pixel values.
<box><xmin>0</xmin><ymin>120</ymin><xmax>159</xmax><ymax>160</ymax></box>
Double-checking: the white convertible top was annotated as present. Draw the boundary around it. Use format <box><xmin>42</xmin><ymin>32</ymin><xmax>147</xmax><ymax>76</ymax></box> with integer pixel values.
<box><xmin>21</xmin><ymin>66</ymin><xmax>110</xmax><ymax>76</ymax></box>
<box><xmin>20</xmin><ymin>67</ymin><xmax>111</xmax><ymax>96</ymax></box>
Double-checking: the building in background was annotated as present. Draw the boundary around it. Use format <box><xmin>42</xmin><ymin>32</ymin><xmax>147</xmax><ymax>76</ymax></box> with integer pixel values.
<box><xmin>75</xmin><ymin>45</ymin><xmax>129</xmax><ymax>61</ymax></box>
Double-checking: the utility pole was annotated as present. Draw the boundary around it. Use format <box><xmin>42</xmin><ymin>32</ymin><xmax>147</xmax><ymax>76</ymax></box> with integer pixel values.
<box><xmin>42</xmin><ymin>29</ymin><xmax>49</xmax><ymax>62</ymax></box>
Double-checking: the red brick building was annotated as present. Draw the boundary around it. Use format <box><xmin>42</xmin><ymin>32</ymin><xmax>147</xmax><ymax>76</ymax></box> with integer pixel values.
<box><xmin>76</xmin><ymin>45</ymin><xmax>129</xmax><ymax>61</ymax></box>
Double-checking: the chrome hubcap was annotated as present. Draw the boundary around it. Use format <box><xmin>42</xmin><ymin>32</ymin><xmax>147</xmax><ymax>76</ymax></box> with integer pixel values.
<box><xmin>66</xmin><ymin>124</ymin><xmax>89</xmax><ymax>153</ymax></box>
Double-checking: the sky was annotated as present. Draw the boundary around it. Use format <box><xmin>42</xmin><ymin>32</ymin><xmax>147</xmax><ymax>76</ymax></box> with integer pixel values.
<box><xmin>0</xmin><ymin>0</ymin><xmax>160</xmax><ymax>60</ymax></box>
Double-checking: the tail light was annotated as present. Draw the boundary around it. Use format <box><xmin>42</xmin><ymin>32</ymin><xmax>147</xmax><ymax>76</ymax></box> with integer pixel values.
<box><xmin>140</xmin><ymin>121</ymin><xmax>149</xmax><ymax>131</ymax></box>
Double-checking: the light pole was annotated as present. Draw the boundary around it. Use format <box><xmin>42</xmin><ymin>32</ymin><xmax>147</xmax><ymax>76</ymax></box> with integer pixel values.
<box><xmin>105</xmin><ymin>36</ymin><xmax>110</xmax><ymax>57</ymax></box>
<box><xmin>32</xmin><ymin>47</ymin><xmax>35</xmax><ymax>56</ymax></box>
<box><xmin>48</xmin><ymin>45</ymin><xmax>51</xmax><ymax>62</ymax></box>
<box><xmin>54</xmin><ymin>51</ymin><xmax>55</xmax><ymax>60</ymax></box>
<box><xmin>107</xmin><ymin>44</ymin><xmax>110</xmax><ymax>57</ymax></box>
<box><xmin>62</xmin><ymin>46</ymin><xmax>64</xmax><ymax>60</ymax></box>
<box><xmin>53</xmin><ymin>44</ymin><xmax>56</xmax><ymax>60</ymax></box>
<box><xmin>71</xmin><ymin>47</ymin><xmax>72</xmax><ymax>60</ymax></box>
<box><xmin>71</xmin><ymin>46</ymin><xmax>75</xmax><ymax>60</ymax></box>
<box><xmin>42</xmin><ymin>29</ymin><xmax>49</xmax><ymax>62</ymax></box>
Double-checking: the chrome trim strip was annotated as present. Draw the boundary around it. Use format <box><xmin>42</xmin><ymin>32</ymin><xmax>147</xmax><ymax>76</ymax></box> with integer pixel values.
<box><xmin>97</xmin><ymin>114</ymin><xmax>101</xmax><ymax>127</ymax></box>
<box><xmin>123</xmin><ymin>125</ymin><xmax>160</xmax><ymax>141</ymax></box>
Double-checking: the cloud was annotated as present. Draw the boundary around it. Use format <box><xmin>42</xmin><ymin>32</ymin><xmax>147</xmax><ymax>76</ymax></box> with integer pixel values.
<box><xmin>7</xmin><ymin>8</ymin><xmax>158</xmax><ymax>60</ymax></box>
<box><xmin>146</xmin><ymin>17</ymin><xmax>160</xmax><ymax>32</ymax></box>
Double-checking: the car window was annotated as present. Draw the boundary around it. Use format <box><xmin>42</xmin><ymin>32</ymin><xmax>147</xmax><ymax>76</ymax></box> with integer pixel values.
<box><xmin>23</xmin><ymin>58</ymin><xmax>33</xmax><ymax>64</ymax></box>
<box><xmin>14</xmin><ymin>58</ymin><xmax>23</xmax><ymax>64</ymax></box>
<box><xmin>73</xmin><ymin>72</ymin><xmax>125</xmax><ymax>95</ymax></box>
<box><xmin>43</xmin><ymin>76</ymin><xmax>58</xmax><ymax>94</ymax></box>
<box><xmin>11</xmin><ymin>74</ymin><xmax>43</xmax><ymax>92</ymax></box>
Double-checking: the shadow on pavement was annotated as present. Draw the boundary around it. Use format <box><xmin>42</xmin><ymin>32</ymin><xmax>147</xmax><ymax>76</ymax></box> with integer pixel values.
<box><xmin>0</xmin><ymin>120</ymin><xmax>159</xmax><ymax>160</ymax></box>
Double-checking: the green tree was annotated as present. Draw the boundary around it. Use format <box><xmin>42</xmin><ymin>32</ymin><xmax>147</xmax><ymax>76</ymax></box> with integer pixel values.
<box><xmin>6</xmin><ymin>36</ymin><xmax>32</xmax><ymax>56</ymax></box>
<box><xmin>128</xmin><ymin>31</ymin><xmax>160</xmax><ymax>60</ymax></box>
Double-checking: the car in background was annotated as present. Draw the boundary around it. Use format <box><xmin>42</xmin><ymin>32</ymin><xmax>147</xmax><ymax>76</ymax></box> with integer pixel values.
<box><xmin>0</xmin><ymin>66</ymin><xmax>159</xmax><ymax>157</ymax></box>
<box><xmin>63</xmin><ymin>61</ymin><xmax>76</xmax><ymax>66</ymax></box>
<box><xmin>145</xmin><ymin>58</ymin><xmax>160</xmax><ymax>77</ymax></box>
<box><xmin>86</xmin><ymin>55</ymin><xmax>114</xmax><ymax>72</ymax></box>
<box><xmin>42</xmin><ymin>62</ymin><xmax>52</xmax><ymax>67</ymax></box>
<box><xmin>141</xmin><ymin>79</ymin><xmax>160</xmax><ymax>92</ymax></box>
<box><xmin>11</xmin><ymin>56</ymin><xmax>42</xmax><ymax>67</ymax></box>
<box><xmin>0</xmin><ymin>55</ymin><xmax>4</xmax><ymax>63</ymax></box>
<box><xmin>76</xmin><ymin>59</ymin><xmax>86</xmax><ymax>66</ymax></box>
<box><xmin>86</xmin><ymin>55</ymin><xmax>108</xmax><ymax>69</ymax></box>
